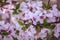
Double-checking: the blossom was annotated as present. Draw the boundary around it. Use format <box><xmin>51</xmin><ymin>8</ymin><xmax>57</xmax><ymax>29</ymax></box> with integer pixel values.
<box><xmin>0</xmin><ymin>21</ymin><xmax>5</xmax><ymax>26</ymax></box>
<box><xmin>36</xmin><ymin>1</ymin><xmax>43</xmax><ymax>7</ymax></box>
<box><xmin>26</xmin><ymin>25</ymin><xmax>36</xmax><ymax>36</ymax></box>
<box><xmin>39</xmin><ymin>28</ymin><xmax>51</xmax><ymax>39</ymax></box>
<box><xmin>0</xmin><ymin>0</ymin><xmax>60</xmax><ymax>40</ymax></box>
<box><xmin>54</xmin><ymin>23</ymin><xmax>60</xmax><ymax>38</ymax></box>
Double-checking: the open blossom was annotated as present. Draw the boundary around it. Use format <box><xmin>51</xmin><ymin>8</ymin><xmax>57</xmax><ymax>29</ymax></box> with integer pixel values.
<box><xmin>26</xmin><ymin>25</ymin><xmax>36</xmax><ymax>36</ymax></box>
<box><xmin>36</xmin><ymin>1</ymin><xmax>43</xmax><ymax>7</ymax></box>
<box><xmin>39</xmin><ymin>28</ymin><xmax>51</xmax><ymax>39</ymax></box>
<box><xmin>54</xmin><ymin>23</ymin><xmax>60</xmax><ymax>38</ymax></box>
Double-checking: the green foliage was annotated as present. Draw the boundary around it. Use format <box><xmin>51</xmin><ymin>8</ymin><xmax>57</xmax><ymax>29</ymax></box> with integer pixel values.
<box><xmin>46</xmin><ymin>32</ymin><xmax>58</xmax><ymax>40</ymax></box>
<box><xmin>18</xmin><ymin>20</ymin><xmax>27</xmax><ymax>31</ymax></box>
<box><xmin>13</xmin><ymin>9</ymin><xmax>22</xmax><ymax>14</ymax></box>
<box><xmin>43</xmin><ymin>18</ymin><xmax>47</xmax><ymax>23</ymax></box>
<box><xmin>17</xmin><ymin>10</ymin><xmax>22</xmax><ymax>13</ymax></box>
<box><xmin>28</xmin><ymin>22</ymin><xmax>32</xmax><ymax>26</ymax></box>
<box><xmin>18</xmin><ymin>20</ymin><xmax>25</xmax><ymax>26</ymax></box>
<box><xmin>46</xmin><ymin>3</ymin><xmax>52</xmax><ymax>10</ymax></box>
<box><xmin>43</xmin><ymin>18</ymin><xmax>48</xmax><ymax>27</ymax></box>
<box><xmin>16</xmin><ymin>3</ymin><xmax>20</xmax><ymax>9</ymax></box>
<box><xmin>35</xmin><ymin>21</ymin><xmax>43</xmax><ymax>32</ymax></box>
<box><xmin>43</xmin><ymin>18</ymin><xmax>55</xmax><ymax>30</ymax></box>
<box><xmin>43</xmin><ymin>2</ymin><xmax>47</xmax><ymax>9</ymax></box>
<box><xmin>43</xmin><ymin>2</ymin><xmax>52</xmax><ymax>10</ymax></box>
<box><xmin>22</xmin><ymin>26</ymin><xmax>27</xmax><ymax>31</ymax></box>
<box><xmin>0</xmin><ymin>30</ymin><xmax>9</xmax><ymax>36</ymax></box>
<box><xmin>0</xmin><ymin>0</ymin><xmax>5</xmax><ymax>2</ymax></box>
<box><xmin>13</xmin><ymin>3</ymin><xmax>22</xmax><ymax>14</ymax></box>
<box><xmin>13</xmin><ymin>10</ymin><xmax>18</xmax><ymax>14</ymax></box>
<box><xmin>15</xmin><ymin>30</ymin><xmax>20</xmax><ymax>35</ymax></box>
<box><xmin>49</xmin><ymin>24</ymin><xmax>55</xmax><ymax>30</ymax></box>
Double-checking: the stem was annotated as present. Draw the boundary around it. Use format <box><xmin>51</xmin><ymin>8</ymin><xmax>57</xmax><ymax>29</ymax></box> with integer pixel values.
<box><xmin>47</xmin><ymin>0</ymin><xmax>50</xmax><ymax>6</ymax></box>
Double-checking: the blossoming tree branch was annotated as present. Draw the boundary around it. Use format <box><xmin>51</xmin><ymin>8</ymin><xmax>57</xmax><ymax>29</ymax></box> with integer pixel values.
<box><xmin>0</xmin><ymin>0</ymin><xmax>60</xmax><ymax>40</ymax></box>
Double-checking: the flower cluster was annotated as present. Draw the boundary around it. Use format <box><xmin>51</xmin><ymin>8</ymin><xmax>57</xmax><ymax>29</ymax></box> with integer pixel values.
<box><xmin>0</xmin><ymin>0</ymin><xmax>60</xmax><ymax>40</ymax></box>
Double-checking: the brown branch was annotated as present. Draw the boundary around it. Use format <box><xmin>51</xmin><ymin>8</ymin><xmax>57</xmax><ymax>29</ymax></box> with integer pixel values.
<box><xmin>48</xmin><ymin>21</ymin><xmax>60</xmax><ymax>24</ymax></box>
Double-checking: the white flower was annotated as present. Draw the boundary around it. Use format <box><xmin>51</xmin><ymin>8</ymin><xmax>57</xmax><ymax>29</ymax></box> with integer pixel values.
<box><xmin>31</xmin><ymin>1</ymin><xmax>37</xmax><ymax>8</ymax></box>
<box><xmin>52</xmin><ymin>5</ymin><xmax>57</xmax><ymax>10</ymax></box>
<box><xmin>27</xmin><ymin>2</ymin><xmax>32</xmax><ymax>7</ymax></box>
<box><xmin>20</xmin><ymin>2</ymin><xmax>27</xmax><ymax>9</ymax></box>
<box><xmin>39</xmin><ymin>28</ymin><xmax>51</xmax><ymax>39</ymax></box>
<box><xmin>36</xmin><ymin>1</ymin><xmax>43</xmax><ymax>7</ymax></box>
<box><xmin>0</xmin><ymin>21</ymin><xmax>5</xmax><ymax>26</ymax></box>
<box><xmin>6</xmin><ymin>0</ymin><xmax>12</xmax><ymax>4</ymax></box>
<box><xmin>54</xmin><ymin>23</ymin><xmax>60</xmax><ymax>38</ymax></box>
<box><xmin>28</xmin><ymin>11</ymin><xmax>34</xmax><ymax>19</ymax></box>
<box><xmin>43</xmin><ymin>10</ymin><xmax>47</xmax><ymax>14</ymax></box>
<box><xmin>23</xmin><ymin>14</ymin><xmax>30</xmax><ymax>20</ymax></box>
<box><xmin>46</xmin><ymin>10</ymin><xmax>54</xmax><ymax>18</ymax></box>
<box><xmin>35</xmin><ymin>10</ymin><xmax>42</xmax><ymax>16</ymax></box>
<box><xmin>47</xmin><ymin>17</ymin><xmax>56</xmax><ymax>23</ymax></box>
<box><xmin>3</xmin><ymin>35</ymin><xmax>13</xmax><ymax>40</ymax></box>
<box><xmin>3</xmin><ymin>5</ymin><xmax>15</xmax><ymax>9</ymax></box>
<box><xmin>26</xmin><ymin>25</ymin><xmax>36</xmax><ymax>36</ymax></box>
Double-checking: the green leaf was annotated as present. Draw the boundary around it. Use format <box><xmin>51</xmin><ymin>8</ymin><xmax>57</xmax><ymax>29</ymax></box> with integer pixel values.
<box><xmin>15</xmin><ymin>30</ymin><xmax>20</xmax><ymax>35</ymax></box>
<box><xmin>2</xmin><ymin>0</ymin><xmax>5</xmax><ymax>2</ymax></box>
<box><xmin>46</xmin><ymin>4</ymin><xmax>52</xmax><ymax>10</ymax></box>
<box><xmin>43</xmin><ymin>2</ymin><xmax>47</xmax><ymax>9</ymax></box>
<box><xmin>16</xmin><ymin>3</ymin><xmax>20</xmax><ymax>9</ymax></box>
<box><xmin>13</xmin><ymin>10</ymin><xmax>18</xmax><ymax>14</ymax></box>
<box><xmin>22</xmin><ymin>26</ymin><xmax>26</xmax><ymax>31</ymax></box>
<box><xmin>43</xmin><ymin>18</ymin><xmax>47</xmax><ymax>23</ymax></box>
<box><xmin>17</xmin><ymin>10</ymin><xmax>22</xmax><ymax>13</ymax></box>
<box><xmin>28</xmin><ymin>22</ymin><xmax>32</xmax><ymax>26</ymax></box>
<box><xmin>0</xmin><ymin>0</ymin><xmax>5</xmax><ymax>2</ymax></box>
<box><xmin>1</xmin><ymin>31</ymin><xmax>9</xmax><ymax>36</ymax></box>
<box><xmin>43</xmin><ymin>2</ymin><xmax>51</xmax><ymax>10</ymax></box>
<box><xmin>18</xmin><ymin>20</ymin><xmax>24</xmax><ymax>26</ymax></box>
<box><xmin>49</xmin><ymin>24</ymin><xmax>55</xmax><ymax>30</ymax></box>
<box><xmin>43</xmin><ymin>18</ymin><xmax>51</xmax><ymax>28</ymax></box>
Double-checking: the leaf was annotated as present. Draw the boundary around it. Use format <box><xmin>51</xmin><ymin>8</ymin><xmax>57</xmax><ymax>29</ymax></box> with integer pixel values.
<box><xmin>22</xmin><ymin>26</ymin><xmax>26</xmax><ymax>31</ymax></box>
<box><xmin>18</xmin><ymin>20</ymin><xmax>24</xmax><ymax>26</ymax></box>
<box><xmin>0</xmin><ymin>0</ymin><xmax>5</xmax><ymax>2</ymax></box>
<box><xmin>1</xmin><ymin>31</ymin><xmax>9</xmax><ymax>36</ymax></box>
<box><xmin>49</xmin><ymin>24</ymin><xmax>55</xmax><ymax>30</ymax></box>
<box><xmin>46</xmin><ymin>4</ymin><xmax>52</xmax><ymax>10</ymax></box>
<box><xmin>13</xmin><ymin>9</ymin><xmax>22</xmax><ymax>14</ymax></box>
<box><xmin>43</xmin><ymin>2</ymin><xmax>47</xmax><ymax>9</ymax></box>
<box><xmin>17</xmin><ymin>10</ymin><xmax>22</xmax><ymax>13</ymax></box>
<box><xmin>28</xmin><ymin>22</ymin><xmax>32</xmax><ymax>26</ymax></box>
<box><xmin>13</xmin><ymin>10</ymin><xmax>18</xmax><ymax>14</ymax></box>
<box><xmin>43</xmin><ymin>18</ymin><xmax>47</xmax><ymax>23</ymax></box>
<box><xmin>16</xmin><ymin>3</ymin><xmax>20</xmax><ymax>9</ymax></box>
<box><xmin>2</xmin><ymin>0</ymin><xmax>5</xmax><ymax>2</ymax></box>
<box><xmin>15</xmin><ymin>30</ymin><xmax>20</xmax><ymax>35</ymax></box>
<box><xmin>43</xmin><ymin>18</ymin><xmax>52</xmax><ymax>29</ymax></box>
<box><xmin>43</xmin><ymin>2</ymin><xmax>52</xmax><ymax>10</ymax></box>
